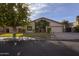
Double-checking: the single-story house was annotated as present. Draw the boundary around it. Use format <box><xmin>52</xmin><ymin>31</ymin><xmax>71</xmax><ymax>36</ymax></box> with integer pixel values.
<box><xmin>30</xmin><ymin>17</ymin><xmax>64</xmax><ymax>33</ymax></box>
<box><xmin>0</xmin><ymin>17</ymin><xmax>64</xmax><ymax>33</ymax></box>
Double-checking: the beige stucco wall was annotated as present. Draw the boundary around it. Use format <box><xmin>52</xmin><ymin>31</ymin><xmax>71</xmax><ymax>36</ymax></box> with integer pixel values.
<box><xmin>49</xmin><ymin>21</ymin><xmax>63</xmax><ymax>27</ymax></box>
<box><xmin>31</xmin><ymin>22</ymin><xmax>35</xmax><ymax>31</ymax></box>
<box><xmin>9</xmin><ymin>27</ymin><xmax>13</xmax><ymax>33</ymax></box>
<box><xmin>2</xmin><ymin>26</ymin><xmax>27</xmax><ymax>33</ymax></box>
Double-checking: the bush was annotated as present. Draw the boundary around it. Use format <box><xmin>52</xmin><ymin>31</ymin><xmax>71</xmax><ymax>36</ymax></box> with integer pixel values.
<box><xmin>74</xmin><ymin>25</ymin><xmax>79</xmax><ymax>32</ymax></box>
<box><xmin>65</xmin><ymin>27</ymin><xmax>71</xmax><ymax>32</ymax></box>
<box><xmin>47</xmin><ymin>28</ymin><xmax>51</xmax><ymax>33</ymax></box>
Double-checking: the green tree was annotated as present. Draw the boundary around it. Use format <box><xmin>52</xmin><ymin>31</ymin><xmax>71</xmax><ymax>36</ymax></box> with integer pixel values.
<box><xmin>0</xmin><ymin>3</ymin><xmax>30</xmax><ymax>40</ymax></box>
<box><xmin>74</xmin><ymin>25</ymin><xmax>79</xmax><ymax>32</ymax></box>
<box><xmin>0</xmin><ymin>4</ymin><xmax>8</xmax><ymax>32</ymax></box>
<box><xmin>35</xmin><ymin>20</ymin><xmax>49</xmax><ymax>32</ymax></box>
<box><xmin>62</xmin><ymin>20</ymin><xmax>70</xmax><ymax>32</ymax></box>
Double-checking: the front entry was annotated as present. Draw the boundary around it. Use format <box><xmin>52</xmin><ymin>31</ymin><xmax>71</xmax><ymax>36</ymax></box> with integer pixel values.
<box><xmin>6</xmin><ymin>28</ymin><xmax>9</xmax><ymax>33</ymax></box>
<box><xmin>35</xmin><ymin>26</ymin><xmax>46</xmax><ymax>32</ymax></box>
<box><xmin>35</xmin><ymin>20</ymin><xmax>49</xmax><ymax>32</ymax></box>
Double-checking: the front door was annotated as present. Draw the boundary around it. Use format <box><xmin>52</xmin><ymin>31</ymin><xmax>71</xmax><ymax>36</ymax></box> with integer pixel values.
<box><xmin>6</xmin><ymin>28</ymin><xmax>9</xmax><ymax>33</ymax></box>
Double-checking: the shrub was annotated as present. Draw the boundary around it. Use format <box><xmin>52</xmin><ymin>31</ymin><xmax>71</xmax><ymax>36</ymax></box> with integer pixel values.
<box><xmin>65</xmin><ymin>27</ymin><xmax>71</xmax><ymax>32</ymax></box>
<box><xmin>47</xmin><ymin>28</ymin><xmax>51</xmax><ymax>33</ymax></box>
<box><xmin>74</xmin><ymin>25</ymin><xmax>79</xmax><ymax>32</ymax></box>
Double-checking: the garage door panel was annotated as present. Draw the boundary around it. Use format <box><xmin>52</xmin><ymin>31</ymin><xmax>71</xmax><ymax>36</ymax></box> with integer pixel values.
<box><xmin>51</xmin><ymin>27</ymin><xmax>63</xmax><ymax>32</ymax></box>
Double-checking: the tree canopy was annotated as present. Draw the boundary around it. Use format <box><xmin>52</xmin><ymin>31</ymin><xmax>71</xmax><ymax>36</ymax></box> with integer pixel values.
<box><xmin>62</xmin><ymin>20</ymin><xmax>70</xmax><ymax>28</ymax></box>
<box><xmin>0</xmin><ymin>3</ymin><xmax>31</xmax><ymax>40</ymax></box>
<box><xmin>0</xmin><ymin>3</ymin><xmax>30</xmax><ymax>28</ymax></box>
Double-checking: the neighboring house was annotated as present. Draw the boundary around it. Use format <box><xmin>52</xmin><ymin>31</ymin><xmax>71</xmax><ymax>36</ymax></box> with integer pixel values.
<box><xmin>0</xmin><ymin>17</ymin><xmax>64</xmax><ymax>33</ymax></box>
<box><xmin>0</xmin><ymin>26</ymin><xmax>26</xmax><ymax>33</ymax></box>
<box><xmin>71</xmin><ymin>16</ymin><xmax>79</xmax><ymax>32</ymax></box>
<box><xmin>73</xmin><ymin>16</ymin><xmax>79</xmax><ymax>27</ymax></box>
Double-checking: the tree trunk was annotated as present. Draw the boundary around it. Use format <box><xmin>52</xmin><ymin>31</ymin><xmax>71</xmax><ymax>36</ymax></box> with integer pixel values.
<box><xmin>13</xmin><ymin>27</ymin><xmax>17</xmax><ymax>40</ymax></box>
<box><xmin>3</xmin><ymin>27</ymin><xmax>6</xmax><ymax>33</ymax></box>
<box><xmin>12</xmin><ymin>27</ymin><xmax>18</xmax><ymax>46</ymax></box>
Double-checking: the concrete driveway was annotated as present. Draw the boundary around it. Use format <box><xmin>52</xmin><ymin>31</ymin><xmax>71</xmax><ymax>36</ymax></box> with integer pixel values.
<box><xmin>52</xmin><ymin>32</ymin><xmax>79</xmax><ymax>40</ymax></box>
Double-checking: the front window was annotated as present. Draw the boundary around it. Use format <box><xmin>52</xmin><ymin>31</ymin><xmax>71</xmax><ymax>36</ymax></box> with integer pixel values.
<box><xmin>27</xmin><ymin>26</ymin><xmax>32</xmax><ymax>31</ymax></box>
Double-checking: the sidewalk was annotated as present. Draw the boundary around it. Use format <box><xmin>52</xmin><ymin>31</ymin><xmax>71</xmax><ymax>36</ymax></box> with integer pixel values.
<box><xmin>0</xmin><ymin>37</ymin><xmax>35</xmax><ymax>41</ymax></box>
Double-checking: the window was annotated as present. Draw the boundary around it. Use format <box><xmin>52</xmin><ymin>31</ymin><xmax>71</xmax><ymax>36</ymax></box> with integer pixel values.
<box><xmin>27</xmin><ymin>26</ymin><xmax>32</xmax><ymax>31</ymax></box>
<box><xmin>18</xmin><ymin>28</ymin><xmax>22</xmax><ymax>32</ymax></box>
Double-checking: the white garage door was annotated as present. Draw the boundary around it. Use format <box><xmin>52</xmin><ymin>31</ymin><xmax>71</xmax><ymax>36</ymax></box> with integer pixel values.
<box><xmin>51</xmin><ymin>27</ymin><xmax>63</xmax><ymax>32</ymax></box>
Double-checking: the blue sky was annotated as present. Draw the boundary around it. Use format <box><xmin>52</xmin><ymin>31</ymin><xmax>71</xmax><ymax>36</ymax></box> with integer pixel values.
<box><xmin>30</xmin><ymin>3</ymin><xmax>79</xmax><ymax>22</ymax></box>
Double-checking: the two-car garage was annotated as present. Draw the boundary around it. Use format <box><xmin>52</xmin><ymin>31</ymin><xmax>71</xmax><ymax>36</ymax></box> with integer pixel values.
<box><xmin>51</xmin><ymin>26</ymin><xmax>63</xmax><ymax>32</ymax></box>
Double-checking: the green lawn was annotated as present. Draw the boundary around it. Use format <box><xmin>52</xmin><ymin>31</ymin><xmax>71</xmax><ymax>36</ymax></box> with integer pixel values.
<box><xmin>0</xmin><ymin>33</ymin><xmax>50</xmax><ymax>37</ymax></box>
<box><xmin>0</xmin><ymin>33</ymin><xmax>32</xmax><ymax>37</ymax></box>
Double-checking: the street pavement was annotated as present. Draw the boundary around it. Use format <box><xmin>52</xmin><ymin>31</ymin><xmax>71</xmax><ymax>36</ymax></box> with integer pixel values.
<box><xmin>0</xmin><ymin>40</ymin><xmax>79</xmax><ymax>56</ymax></box>
<box><xmin>60</xmin><ymin>41</ymin><xmax>79</xmax><ymax>52</ymax></box>
<box><xmin>0</xmin><ymin>33</ymin><xmax>79</xmax><ymax>56</ymax></box>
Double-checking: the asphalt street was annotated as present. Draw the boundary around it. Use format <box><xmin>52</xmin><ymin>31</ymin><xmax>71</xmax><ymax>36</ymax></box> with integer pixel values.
<box><xmin>0</xmin><ymin>40</ymin><xmax>79</xmax><ymax>56</ymax></box>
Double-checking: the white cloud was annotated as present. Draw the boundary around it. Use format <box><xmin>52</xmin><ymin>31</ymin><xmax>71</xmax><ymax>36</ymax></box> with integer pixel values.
<box><xmin>29</xmin><ymin>3</ymin><xmax>66</xmax><ymax>20</ymax></box>
<box><xmin>29</xmin><ymin>3</ymin><xmax>49</xmax><ymax>20</ymax></box>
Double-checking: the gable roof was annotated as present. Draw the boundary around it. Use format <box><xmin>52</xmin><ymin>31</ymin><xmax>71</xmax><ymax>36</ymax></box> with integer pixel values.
<box><xmin>32</xmin><ymin>17</ymin><xmax>62</xmax><ymax>24</ymax></box>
